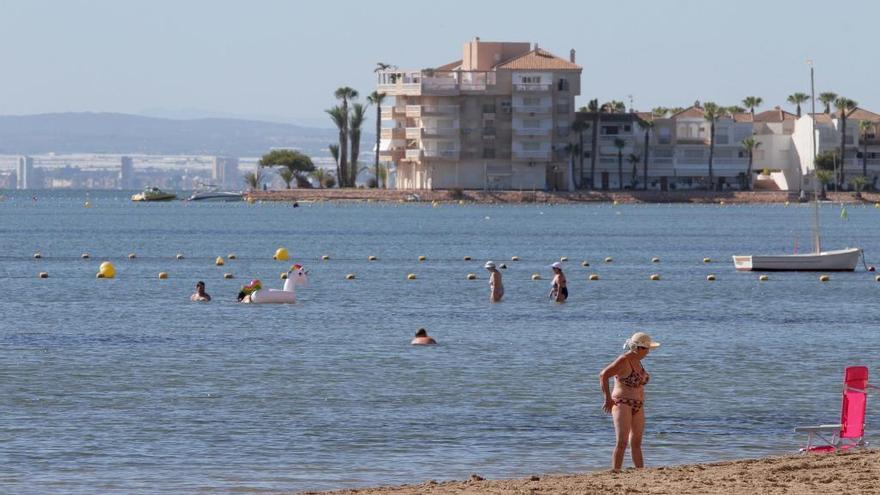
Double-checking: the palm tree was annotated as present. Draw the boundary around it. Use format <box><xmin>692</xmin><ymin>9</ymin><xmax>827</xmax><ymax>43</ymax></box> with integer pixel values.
<box><xmin>637</xmin><ymin>119</ymin><xmax>654</xmax><ymax>190</ymax></box>
<box><xmin>627</xmin><ymin>153</ymin><xmax>640</xmax><ymax>189</ymax></box>
<box><xmin>702</xmin><ymin>102</ymin><xmax>724</xmax><ymax>191</ymax></box>
<box><xmin>819</xmin><ymin>92</ymin><xmax>838</xmax><ymax>114</ymax></box>
<box><xmin>326</xmin><ymin>107</ymin><xmax>348</xmax><ymax>186</ymax></box>
<box><xmin>834</xmin><ymin>97</ymin><xmax>858</xmax><ymax>189</ymax></box>
<box><xmin>348</xmin><ymin>103</ymin><xmax>367</xmax><ymax>187</ymax></box>
<box><xmin>787</xmin><ymin>92</ymin><xmax>809</xmax><ymax>117</ymax></box>
<box><xmin>277</xmin><ymin>167</ymin><xmax>295</xmax><ymax>189</ymax></box>
<box><xmin>860</xmin><ymin>120</ymin><xmax>873</xmax><ymax>181</ymax></box>
<box><xmin>614</xmin><ymin>138</ymin><xmax>626</xmax><ymax>190</ymax></box>
<box><xmin>588</xmin><ymin>98</ymin><xmax>601</xmax><ymax>189</ymax></box>
<box><xmin>571</xmin><ymin>119</ymin><xmax>588</xmax><ymax>188</ymax></box>
<box><xmin>669</xmin><ymin>107</ymin><xmax>685</xmax><ymax>116</ymax></box>
<box><xmin>310</xmin><ymin>168</ymin><xmax>328</xmax><ymax>189</ymax></box>
<box><xmin>333</xmin><ymin>86</ymin><xmax>359</xmax><ymax>186</ymax></box>
<box><xmin>815</xmin><ymin>169</ymin><xmax>833</xmax><ymax>199</ymax></box>
<box><xmin>741</xmin><ymin>136</ymin><xmax>760</xmax><ymax>190</ymax></box>
<box><xmin>328</xmin><ymin>144</ymin><xmax>340</xmax><ymax>187</ymax></box>
<box><xmin>728</xmin><ymin>105</ymin><xmax>746</xmax><ymax>115</ymax></box>
<box><xmin>243</xmin><ymin>168</ymin><xmax>264</xmax><ymax>191</ymax></box>
<box><xmin>604</xmin><ymin>100</ymin><xmax>626</xmax><ymax>113</ymax></box>
<box><xmin>651</xmin><ymin>107</ymin><xmax>668</xmax><ymax>118</ymax></box>
<box><xmin>850</xmin><ymin>176</ymin><xmax>869</xmax><ymax>198</ymax></box>
<box><xmin>366</xmin><ymin>91</ymin><xmax>387</xmax><ymax>188</ymax></box>
<box><xmin>742</xmin><ymin>96</ymin><xmax>762</xmax><ymax>118</ymax></box>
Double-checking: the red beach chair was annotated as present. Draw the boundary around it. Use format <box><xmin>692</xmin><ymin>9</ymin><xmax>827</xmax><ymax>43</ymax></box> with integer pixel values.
<box><xmin>794</xmin><ymin>366</ymin><xmax>878</xmax><ymax>453</ymax></box>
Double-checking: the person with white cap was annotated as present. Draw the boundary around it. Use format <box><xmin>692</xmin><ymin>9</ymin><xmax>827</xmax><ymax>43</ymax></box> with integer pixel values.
<box><xmin>598</xmin><ymin>332</ymin><xmax>661</xmax><ymax>472</ymax></box>
<box><xmin>549</xmin><ymin>262</ymin><xmax>568</xmax><ymax>302</ymax></box>
<box><xmin>484</xmin><ymin>260</ymin><xmax>504</xmax><ymax>302</ymax></box>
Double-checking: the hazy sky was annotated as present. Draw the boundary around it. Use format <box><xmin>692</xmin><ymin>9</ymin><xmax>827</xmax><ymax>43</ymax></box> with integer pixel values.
<box><xmin>1</xmin><ymin>0</ymin><xmax>877</xmax><ymax>127</ymax></box>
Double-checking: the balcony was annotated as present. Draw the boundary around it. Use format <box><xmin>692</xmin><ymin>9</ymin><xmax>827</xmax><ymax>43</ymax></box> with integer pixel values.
<box><xmin>405</xmin><ymin>149</ymin><xmax>423</xmax><ymax>160</ymax></box>
<box><xmin>380</xmin><ymin>107</ymin><xmax>406</xmax><ymax>120</ymax></box>
<box><xmin>379</xmin><ymin>148</ymin><xmax>405</xmax><ymax>161</ymax></box>
<box><xmin>513</xmin><ymin>83</ymin><xmax>552</xmax><ymax>92</ymax></box>
<box><xmin>513</xmin><ymin>127</ymin><xmax>552</xmax><ymax>137</ymax></box>
<box><xmin>422</xmin><ymin>127</ymin><xmax>460</xmax><ymax>139</ymax></box>
<box><xmin>513</xmin><ymin>150</ymin><xmax>552</xmax><ymax>161</ymax></box>
<box><xmin>677</xmin><ymin>136</ymin><xmax>709</xmax><ymax>145</ymax></box>
<box><xmin>513</xmin><ymin>104</ymin><xmax>552</xmax><ymax>114</ymax></box>
<box><xmin>423</xmin><ymin>149</ymin><xmax>460</xmax><ymax>160</ymax></box>
<box><xmin>405</xmin><ymin>127</ymin><xmax>423</xmax><ymax>139</ymax></box>
<box><xmin>380</xmin><ymin>128</ymin><xmax>405</xmax><ymax>140</ymax></box>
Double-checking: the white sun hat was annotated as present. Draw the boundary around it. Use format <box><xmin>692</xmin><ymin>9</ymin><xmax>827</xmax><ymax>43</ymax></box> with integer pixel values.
<box><xmin>626</xmin><ymin>332</ymin><xmax>661</xmax><ymax>349</ymax></box>
<box><xmin>550</xmin><ymin>261</ymin><xmax>563</xmax><ymax>269</ymax></box>
<box><xmin>484</xmin><ymin>260</ymin><xmax>496</xmax><ymax>269</ymax></box>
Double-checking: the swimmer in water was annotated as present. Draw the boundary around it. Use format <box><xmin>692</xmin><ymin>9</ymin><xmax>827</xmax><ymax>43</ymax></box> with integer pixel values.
<box><xmin>190</xmin><ymin>281</ymin><xmax>211</xmax><ymax>302</ymax></box>
<box><xmin>549</xmin><ymin>262</ymin><xmax>568</xmax><ymax>302</ymax></box>
<box><xmin>411</xmin><ymin>328</ymin><xmax>437</xmax><ymax>345</ymax></box>
<box><xmin>485</xmin><ymin>261</ymin><xmax>504</xmax><ymax>302</ymax></box>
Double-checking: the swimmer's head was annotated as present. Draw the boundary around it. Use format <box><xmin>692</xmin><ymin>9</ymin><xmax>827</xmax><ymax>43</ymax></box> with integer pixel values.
<box><xmin>415</xmin><ymin>328</ymin><xmax>428</xmax><ymax>337</ymax></box>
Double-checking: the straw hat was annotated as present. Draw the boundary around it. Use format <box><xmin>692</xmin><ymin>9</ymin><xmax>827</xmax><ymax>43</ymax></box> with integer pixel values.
<box><xmin>627</xmin><ymin>332</ymin><xmax>660</xmax><ymax>349</ymax></box>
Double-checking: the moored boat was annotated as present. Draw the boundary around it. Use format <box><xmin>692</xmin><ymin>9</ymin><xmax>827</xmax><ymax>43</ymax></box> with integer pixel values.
<box><xmin>733</xmin><ymin>247</ymin><xmax>862</xmax><ymax>271</ymax></box>
<box><xmin>187</xmin><ymin>191</ymin><xmax>243</xmax><ymax>202</ymax></box>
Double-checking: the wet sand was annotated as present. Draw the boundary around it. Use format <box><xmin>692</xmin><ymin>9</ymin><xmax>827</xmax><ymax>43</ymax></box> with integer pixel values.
<box><xmin>298</xmin><ymin>449</ymin><xmax>880</xmax><ymax>495</ymax></box>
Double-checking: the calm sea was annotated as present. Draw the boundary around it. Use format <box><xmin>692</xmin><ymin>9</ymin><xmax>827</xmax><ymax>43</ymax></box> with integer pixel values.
<box><xmin>1</xmin><ymin>190</ymin><xmax>878</xmax><ymax>494</ymax></box>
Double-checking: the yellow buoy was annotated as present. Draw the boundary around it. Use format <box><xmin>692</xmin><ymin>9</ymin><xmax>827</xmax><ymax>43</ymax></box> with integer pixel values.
<box><xmin>81</xmin><ymin>253</ymin><xmax>90</xmax><ymax>259</ymax></box>
<box><xmin>223</xmin><ymin>273</ymin><xmax>234</xmax><ymax>279</ymax></box>
<box><xmin>875</xmin><ymin>202</ymin><xmax>880</xmax><ymax>208</ymax></box>
<box><xmin>98</xmin><ymin>261</ymin><xmax>116</xmax><ymax>279</ymax></box>
<box><xmin>531</xmin><ymin>273</ymin><xmax>541</xmax><ymax>280</ymax></box>
<box><xmin>458</xmin><ymin>200</ymin><xmax>465</xmax><ymax>205</ymax></box>
<box><xmin>227</xmin><ymin>254</ymin><xmax>237</xmax><ymax>260</ymax></box>
<box><xmin>784</xmin><ymin>201</ymin><xmax>790</xmax><ymax>206</ymax></box>
<box><xmin>158</xmin><ymin>272</ymin><xmax>168</xmax><ymax>279</ymax></box>
<box><xmin>650</xmin><ymin>274</ymin><xmax>660</xmax><ymax>281</ymax></box>
<box><xmin>819</xmin><ymin>275</ymin><xmax>830</xmax><ymax>282</ymax></box>
<box><xmin>368</xmin><ymin>255</ymin><xmax>378</xmax><ymax>261</ymax></box>
<box><xmin>651</xmin><ymin>257</ymin><xmax>660</xmax><ymax>263</ymax></box>
<box><xmin>280</xmin><ymin>272</ymin><xmax>288</xmax><ymax>280</ymax></box>
<box><xmin>345</xmin><ymin>273</ymin><xmax>356</xmax><ymax>280</ymax></box>
<box><xmin>581</xmin><ymin>261</ymin><xmax>590</xmax><ymax>267</ymax></box>
<box><xmin>407</xmin><ymin>273</ymin><xmax>417</xmax><ymax>280</ymax></box>
<box><xmin>511</xmin><ymin>256</ymin><xmax>520</xmax><ymax>261</ymax></box>
<box><xmin>463</xmin><ymin>256</ymin><xmax>472</xmax><ymax>261</ymax></box>
<box><xmin>759</xmin><ymin>275</ymin><xmax>769</xmax><ymax>281</ymax></box>
<box><xmin>321</xmin><ymin>255</ymin><xmax>330</xmax><ymax>261</ymax></box>
<box><xmin>176</xmin><ymin>253</ymin><xmax>184</xmax><ymax>260</ymax></box>
<box><xmin>613</xmin><ymin>200</ymin><xmax>620</xmax><ymax>206</ymax></box>
<box><xmin>719</xmin><ymin>201</ymin><xmax>725</xmax><ymax>206</ymax></box>
<box><xmin>706</xmin><ymin>274</ymin><xmax>716</xmax><ymax>281</ymax></box>
<box><xmin>466</xmin><ymin>273</ymin><xmax>477</xmax><ymax>280</ymax></box>
<box><xmin>96</xmin><ymin>273</ymin><xmax>105</xmax><ymax>278</ymax></box>
<box><xmin>215</xmin><ymin>256</ymin><xmax>225</xmax><ymax>266</ymax></box>
<box><xmin>703</xmin><ymin>257</ymin><xmax>712</xmax><ymax>263</ymax></box>
<box><xmin>560</xmin><ymin>256</ymin><xmax>568</xmax><ymax>262</ymax></box>
<box><xmin>38</xmin><ymin>272</ymin><xmax>48</xmax><ymax>278</ymax></box>
<box><xmin>84</xmin><ymin>201</ymin><xmax>92</xmax><ymax>208</ymax></box>
<box><xmin>418</xmin><ymin>255</ymin><xmax>427</xmax><ymax>262</ymax></box>
<box><xmin>875</xmin><ymin>275</ymin><xmax>880</xmax><ymax>282</ymax></box>
<box><xmin>273</xmin><ymin>247</ymin><xmax>290</xmax><ymax>261</ymax></box>
<box><xmin>604</xmin><ymin>257</ymin><xmax>613</xmax><ymax>263</ymax></box>
<box><xmin>246</xmin><ymin>196</ymin><xmax>256</xmax><ymax>204</ymax></box>
<box><xmin>33</xmin><ymin>252</ymin><xmax>42</xmax><ymax>259</ymax></box>
<box><xmin>128</xmin><ymin>253</ymin><xmax>136</xmax><ymax>259</ymax></box>
<box><xmin>589</xmin><ymin>274</ymin><xmax>600</xmax><ymax>281</ymax></box>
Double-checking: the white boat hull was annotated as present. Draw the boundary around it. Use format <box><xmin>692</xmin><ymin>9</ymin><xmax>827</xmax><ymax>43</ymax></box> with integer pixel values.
<box><xmin>187</xmin><ymin>191</ymin><xmax>243</xmax><ymax>202</ymax></box>
<box><xmin>732</xmin><ymin>248</ymin><xmax>862</xmax><ymax>272</ymax></box>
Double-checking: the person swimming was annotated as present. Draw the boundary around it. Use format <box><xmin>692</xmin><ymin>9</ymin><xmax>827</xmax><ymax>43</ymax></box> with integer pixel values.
<box><xmin>190</xmin><ymin>281</ymin><xmax>211</xmax><ymax>302</ymax></box>
<box><xmin>549</xmin><ymin>262</ymin><xmax>568</xmax><ymax>302</ymax></box>
<box><xmin>411</xmin><ymin>328</ymin><xmax>437</xmax><ymax>345</ymax></box>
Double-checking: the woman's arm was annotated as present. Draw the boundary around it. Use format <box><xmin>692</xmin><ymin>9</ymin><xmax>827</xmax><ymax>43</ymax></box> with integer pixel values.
<box><xmin>599</xmin><ymin>356</ymin><xmax>625</xmax><ymax>413</ymax></box>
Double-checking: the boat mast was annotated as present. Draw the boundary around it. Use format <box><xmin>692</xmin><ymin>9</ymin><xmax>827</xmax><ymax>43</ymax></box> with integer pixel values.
<box><xmin>808</xmin><ymin>60</ymin><xmax>821</xmax><ymax>254</ymax></box>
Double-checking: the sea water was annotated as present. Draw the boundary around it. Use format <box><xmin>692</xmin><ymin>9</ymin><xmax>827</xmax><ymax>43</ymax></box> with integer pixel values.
<box><xmin>1</xmin><ymin>191</ymin><xmax>878</xmax><ymax>494</ymax></box>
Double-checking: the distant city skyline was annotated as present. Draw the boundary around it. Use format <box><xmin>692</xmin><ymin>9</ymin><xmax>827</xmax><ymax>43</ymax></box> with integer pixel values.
<box><xmin>1</xmin><ymin>0</ymin><xmax>878</xmax><ymax>127</ymax></box>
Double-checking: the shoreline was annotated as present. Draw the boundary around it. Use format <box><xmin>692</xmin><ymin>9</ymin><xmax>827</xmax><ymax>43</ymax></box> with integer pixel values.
<box><xmin>296</xmin><ymin>449</ymin><xmax>879</xmax><ymax>495</ymax></box>
<box><xmin>247</xmin><ymin>189</ymin><xmax>880</xmax><ymax>205</ymax></box>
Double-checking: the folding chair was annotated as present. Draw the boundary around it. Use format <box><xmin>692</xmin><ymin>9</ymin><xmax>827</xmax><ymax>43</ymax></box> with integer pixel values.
<box><xmin>794</xmin><ymin>366</ymin><xmax>879</xmax><ymax>452</ymax></box>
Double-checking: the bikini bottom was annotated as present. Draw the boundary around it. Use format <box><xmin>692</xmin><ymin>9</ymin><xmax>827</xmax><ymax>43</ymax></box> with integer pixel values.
<box><xmin>613</xmin><ymin>397</ymin><xmax>644</xmax><ymax>414</ymax></box>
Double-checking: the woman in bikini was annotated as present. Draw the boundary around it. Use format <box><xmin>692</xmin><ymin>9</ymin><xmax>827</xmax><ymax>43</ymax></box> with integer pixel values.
<box><xmin>599</xmin><ymin>332</ymin><xmax>660</xmax><ymax>471</ymax></box>
<box><xmin>549</xmin><ymin>262</ymin><xmax>568</xmax><ymax>302</ymax></box>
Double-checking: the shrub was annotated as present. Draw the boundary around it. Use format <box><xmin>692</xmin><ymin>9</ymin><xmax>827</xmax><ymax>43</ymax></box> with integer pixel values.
<box><xmin>447</xmin><ymin>187</ymin><xmax>464</xmax><ymax>200</ymax></box>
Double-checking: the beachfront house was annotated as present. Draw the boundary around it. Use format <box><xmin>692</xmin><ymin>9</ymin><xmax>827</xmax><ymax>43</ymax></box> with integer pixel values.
<box><xmin>377</xmin><ymin>38</ymin><xmax>582</xmax><ymax>191</ymax></box>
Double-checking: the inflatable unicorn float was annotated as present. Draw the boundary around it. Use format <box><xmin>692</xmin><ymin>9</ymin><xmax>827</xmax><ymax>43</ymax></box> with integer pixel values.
<box><xmin>240</xmin><ymin>264</ymin><xmax>308</xmax><ymax>304</ymax></box>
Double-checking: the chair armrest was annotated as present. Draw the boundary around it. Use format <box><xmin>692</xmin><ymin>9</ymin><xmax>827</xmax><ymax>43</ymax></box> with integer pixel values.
<box><xmin>794</xmin><ymin>424</ymin><xmax>841</xmax><ymax>433</ymax></box>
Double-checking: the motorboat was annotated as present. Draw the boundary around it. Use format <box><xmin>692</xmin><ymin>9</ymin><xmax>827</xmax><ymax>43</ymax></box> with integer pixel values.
<box><xmin>187</xmin><ymin>190</ymin><xmax>243</xmax><ymax>202</ymax></box>
<box><xmin>733</xmin><ymin>248</ymin><xmax>862</xmax><ymax>272</ymax></box>
<box><xmin>131</xmin><ymin>187</ymin><xmax>176</xmax><ymax>202</ymax></box>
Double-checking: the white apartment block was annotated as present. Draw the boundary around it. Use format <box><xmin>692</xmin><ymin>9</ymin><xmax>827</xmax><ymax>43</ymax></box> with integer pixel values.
<box><xmin>377</xmin><ymin>38</ymin><xmax>581</xmax><ymax>191</ymax></box>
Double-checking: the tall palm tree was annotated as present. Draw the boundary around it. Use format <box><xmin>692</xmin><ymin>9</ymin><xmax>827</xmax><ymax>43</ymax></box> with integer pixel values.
<box><xmin>328</xmin><ymin>144</ymin><xmax>340</xmax><ymax>187</ymax></box>
<box><xmin>310</xmin><ymin>168</ymin><xmax>328</xmax><ymax>189</ymax></box>
<box><xmin>860</xmin><ymin>120</ymin><xmax>873</xmax><ymax>181</ymax></box>
<box><xmin>637</xmin><ymin>119</ymin><xmax>654</xmax><ymax>190</ymax></box>
<box><xmin>742</xmin><ymin>96</ymin><xmax>762</xmax><ymax>118</ymax></box>
<box><xmin>627</xmin><ymin>153</ymin><xmax>640</xmax><ymax>189</ymax></box>
<box><xmin>326</xmin><ymin>107</ymin><xmax>347</xmax><ymax>186</ymax></box>
<box><xmin>571</xmin><ymin>119</ymin><xmax>588</xmax><ymax>188</ymax></box>
<box><xmin>834</xmin><ymin>97</ymin><xmax>858</xmax><ymax>189</ymax></box>
<box><xmin>702</xmin><ymin>102</ymin><xmax>724</xmax><ymax>191</ymax></box>
<box><xmin>588</xmin><ymin>98</ymin><xmax>601</xmax><ymax>189</ymax></box>
<box><xmin>334</xmin><ymin>87</ymin><xmax>359</xmax><ymax>186</ymax></box>
<box><xmin>277</xmin><ymin>167</ymin><xmax>295</xmax><ymax>189</ymax></box>
<box><xmin>741</xmin><ymin>136</ymin><xmax>760</xmax><ymax>190</ymax></box>
<box><xmin>243</xmin><ymin>168</ymin><xmax>264</xmax><ymax>191</ymax></box>
<box><xmin>367</xmin><ymin>91</ymin><xmax>387</xmax><ymax>188</ymax></box>
<box><xmin>787</xmin><ymin>92</ymin><xmax>809</xmax><ymax>117</ymax></box>
<box><xmin>819</xmin><ymin>92</ymin><xmax>838</xmax><ymax>114</ymax></box>
<box><xmin>614</xmin><ymin>138</ymin><xmax>626</xmax><ymax>190</ymax></box>
<box><xmin>604</xmin><ymin>100</ymin><xmax>626</xmax><ymax>113</ymax></box>
<box><xmin>349</xmin><ymin>103</ymin><xmax>367</xmax><ymax>187</ymax></box>
<box><xmin>728</xmin><ymin>105</ymin><xmax>746</xmax><ymax>115</ymax></box>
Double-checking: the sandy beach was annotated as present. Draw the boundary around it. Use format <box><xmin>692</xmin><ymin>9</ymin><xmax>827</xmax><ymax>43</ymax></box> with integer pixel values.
<box><xmin>298</xmin><ymin>450</ymin><xmax>880</xmax><ymax>495</ymax></box>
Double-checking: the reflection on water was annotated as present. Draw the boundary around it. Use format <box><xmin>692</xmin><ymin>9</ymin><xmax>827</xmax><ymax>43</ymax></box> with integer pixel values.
<box><xmin>1</xmin><ymin>191</ymin><xmax>878</xmax><ymax>494</ymax></box>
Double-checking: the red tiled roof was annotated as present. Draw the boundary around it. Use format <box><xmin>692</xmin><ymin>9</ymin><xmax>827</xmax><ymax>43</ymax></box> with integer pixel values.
<box><xmin>495</xmin><ymin>48</ymin><xmax>581</xmax><ymax>70</ymax></box>
<box><xmin>731</xmin><ymin>112</ymin><xmax>753</xmax><ymax>123</ymax></box>
<box><xmin>809</xmin><ymin>113</ymin><xmax>834</xmax><ymax>124</ymax></box>
<box><xmin>754</xmin><ymin>108</ymin><xmax>797</xmax><ymax>123</ymax></box>
<box><xmin>671</xmin><ymin>106</ymin><xmax>704</xmax><ymax>119</ymax></box>
<box><xmin>434</xmin><ymin>59</ymin><xmax>462</xmax><ymax>71</ymax></box>
<box><xmin>846</xmin><ymin>107</ymin><xmax>880</xmax><ymax>122</ymax></box>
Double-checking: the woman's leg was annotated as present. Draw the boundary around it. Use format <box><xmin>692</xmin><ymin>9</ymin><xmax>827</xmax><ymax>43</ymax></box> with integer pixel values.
<box><xmin>611</xmin><ymin>403</ymin><xmax>632</xmax><ymax>471</ymax></box>
<box><xmin>629</xmin><ymin>407</ymin><xmax>645</xmax><ymax>468</ymax></box>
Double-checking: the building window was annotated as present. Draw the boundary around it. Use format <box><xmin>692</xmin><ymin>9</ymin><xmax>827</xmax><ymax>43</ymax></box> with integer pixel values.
<box><xmin>523</xmin><ymin>142</ymin><xmax>541</xmax><ymax>151</ymax></box>
<box><xmin>558</xmin><ymin>78</ymin><xmax>570</xmax><ymax>91</ymax></box>
<box><xmin>603</xmin><ymin>126</ymin><xmax>619</xmax><ymax>135</ymax></box>
<box><xmin>623</xmin><ymin>125</ymin><xmax>631</xmax><ymax>133</ymax></box>
<box><xmin>483</xmin><ymin>148</ymin><xmax>496</xmax><ymax>158</ymax></box>
<box><xmin>521</xmin><ymin>76</ymin><xmax>542</xmax><ymax>84</ymax></box>
<box><xmin>482</xmin><ymin>103</ymin><xmax>496</xmax><ymax>113</ymax></box>
<box><xmin>523</xmin><ymin>119</ymin><xmax>540</xmax><ymax>129</ymax></box>
<box><xmin>523</xmin><ymin>96</ymin><xmax>541</xmax><ymax>106</ymax></box>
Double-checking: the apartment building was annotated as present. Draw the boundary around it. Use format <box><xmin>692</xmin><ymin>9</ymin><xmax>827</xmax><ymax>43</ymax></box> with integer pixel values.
<box><xmin>377</xmin><ymin>38</ymin><xmax>581</xmax><ymax>190</ymax></box>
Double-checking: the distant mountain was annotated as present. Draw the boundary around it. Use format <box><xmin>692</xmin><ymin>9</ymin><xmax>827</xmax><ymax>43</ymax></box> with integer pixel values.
<box><xmin>0</xmin><ymin>112</ymin><xmax>363</xmax><ymax>157</ymax></box>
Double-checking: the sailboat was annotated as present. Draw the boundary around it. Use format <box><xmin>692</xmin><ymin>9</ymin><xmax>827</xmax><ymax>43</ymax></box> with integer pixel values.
<box><xmin>732</xmin><ymin>62</ymin><xmax>862</xmax><ymax>272</ymax></box>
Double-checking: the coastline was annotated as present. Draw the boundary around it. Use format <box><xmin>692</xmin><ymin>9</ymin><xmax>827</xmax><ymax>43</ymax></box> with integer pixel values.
<box><xmin>297</xmin><ymin>449</ymin><xmax>879</xmax><ymax>495</ymax></box>
<box><xmin>246</xmin><ymin>189</ymin><xmax>880</xmax><ymax>205</ymax></box>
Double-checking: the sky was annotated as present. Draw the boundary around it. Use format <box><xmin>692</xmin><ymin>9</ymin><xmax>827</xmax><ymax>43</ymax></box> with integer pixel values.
<box><xmin>1</xmin><ymin>0</ymin><xmax>877</xmax><ymax>127</ymax></box>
